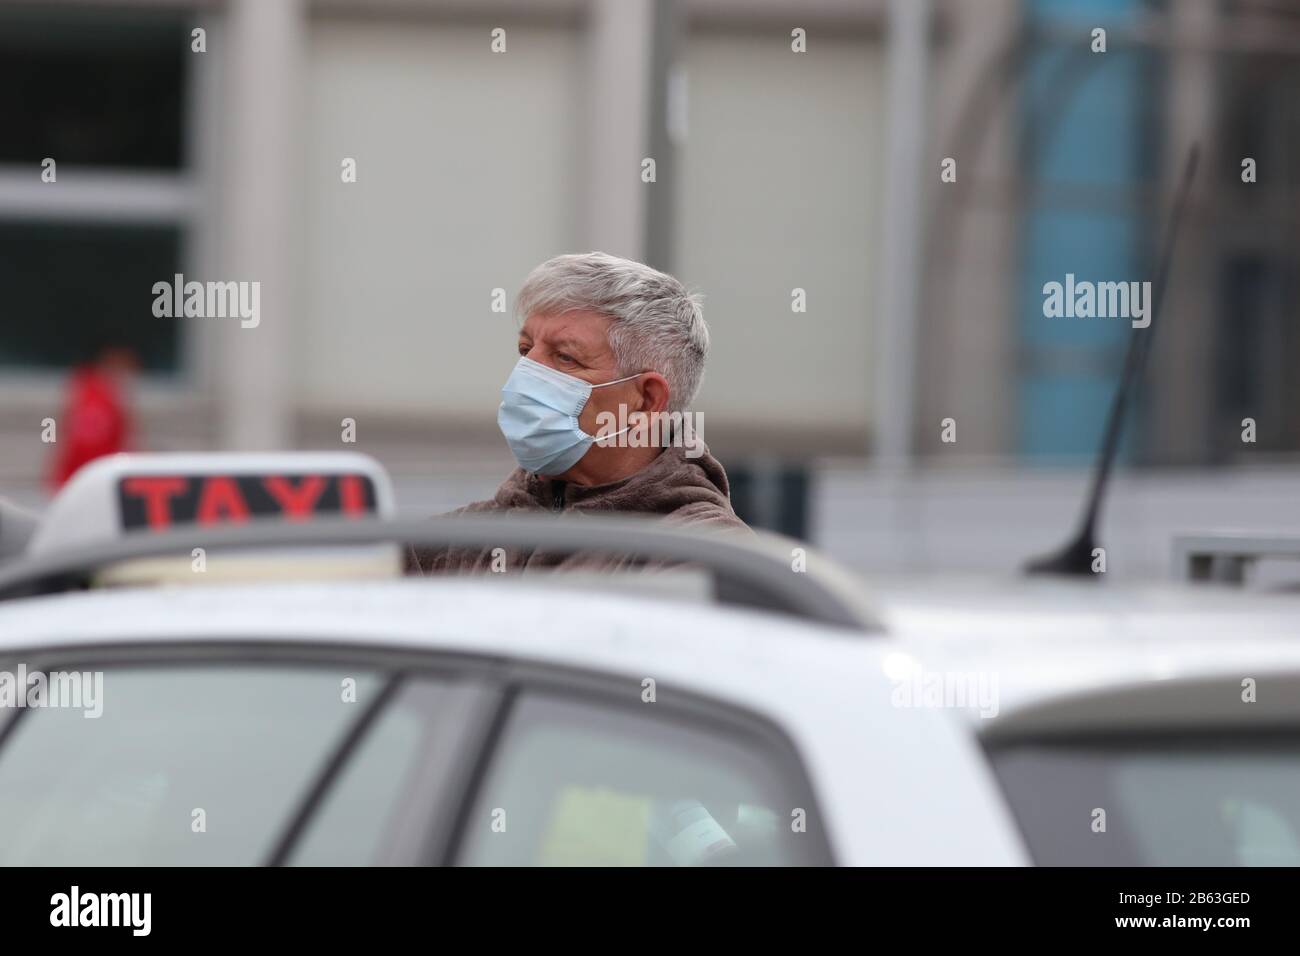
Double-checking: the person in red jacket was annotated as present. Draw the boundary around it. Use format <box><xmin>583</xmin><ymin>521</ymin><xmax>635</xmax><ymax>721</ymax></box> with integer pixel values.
<box><xmin>48</xmin><ymin>345</ymin><xmax>139</xmax><ymax>490</ymax></box>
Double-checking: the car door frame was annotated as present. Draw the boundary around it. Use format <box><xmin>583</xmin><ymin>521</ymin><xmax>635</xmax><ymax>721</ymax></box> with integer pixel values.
<box><xmin>424</xmin><ymin>657</ymin><xmax>837</xmax><ymax>867</ymax></box>
<box><xmin>0</xmin><ymin>641</ymin><xmax>507</xmax><ymax>866</ymax></box>
<box><xmin>0</xmin><ymin>641</ymin><xmax>834</xmax><ymax>867</ymax></box>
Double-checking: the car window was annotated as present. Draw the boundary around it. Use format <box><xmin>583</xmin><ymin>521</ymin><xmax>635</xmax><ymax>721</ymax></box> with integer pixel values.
<box><xmin>0</xmin><ymin>664</ymin><xmax>380</xmax><ymax>865</ymax></box>
<box><xmin>288</xmin><ymin>679</ymin><xmax>479</xmax><ymax>866</ymax></box>
<box><xmin>991</xmin><ymin>733</ymin><xmax>1300</xmax><ymax>866</ymax></box>
<box><xmin>456</xmin><ymin>693</ymin><xmax>824</xmax><ymax>866</ymax></box>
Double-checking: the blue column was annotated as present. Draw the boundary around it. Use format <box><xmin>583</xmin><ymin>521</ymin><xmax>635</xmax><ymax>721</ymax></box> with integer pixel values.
<box><xmin>1018</xmin><ymin>0</ymin><xmax>1154</xmax><ymax>460</ymax></box>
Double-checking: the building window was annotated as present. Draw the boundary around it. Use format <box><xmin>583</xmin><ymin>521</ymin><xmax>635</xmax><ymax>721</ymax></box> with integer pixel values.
<box><xmin>0</xmin><ymin>4</ymin><xmax>195</xmax><ymax>376</ymax></box>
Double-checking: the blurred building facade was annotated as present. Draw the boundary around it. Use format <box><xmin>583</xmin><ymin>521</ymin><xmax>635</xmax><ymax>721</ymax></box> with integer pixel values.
<box><xmin>2</xmin><ymin>0</ymin><xmax>1299</xmax><ymax>576</ymax></box>
<box><xmin>0</xmin><ymin>0</ymin><xmax>883</xmax><ymax>474</ymax></box>
<box><xmin>917</xmin><ymin>0</ymin><xmax>1300</xmax><ymax>467</ymax></box>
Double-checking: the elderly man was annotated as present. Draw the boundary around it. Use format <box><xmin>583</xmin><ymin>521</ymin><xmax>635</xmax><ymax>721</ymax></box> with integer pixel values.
<box><xmin>408</xmin><ymin>252</ymin><xmax>748</xmax><ymax>573</ymax></box>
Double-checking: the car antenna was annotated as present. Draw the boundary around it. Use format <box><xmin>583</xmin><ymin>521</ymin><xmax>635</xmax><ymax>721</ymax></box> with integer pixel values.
<box><xmin>1026</xmin><ymin>143</ymin><xmax>1199</xmax><ymax>576</ymax></box>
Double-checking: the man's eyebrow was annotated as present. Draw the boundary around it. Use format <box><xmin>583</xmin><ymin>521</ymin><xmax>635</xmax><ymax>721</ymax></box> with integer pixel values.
<box><xmin>548</xmin><ymin>337</ymin><xmax>595</xmax><ymax>359</ymax></box>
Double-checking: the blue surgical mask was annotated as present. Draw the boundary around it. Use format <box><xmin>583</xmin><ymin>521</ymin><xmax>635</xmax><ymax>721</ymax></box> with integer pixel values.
<box><xmin>497</xmin><ymin>356</ymin><xmax>641</xmax><ymax>475</ymax></box>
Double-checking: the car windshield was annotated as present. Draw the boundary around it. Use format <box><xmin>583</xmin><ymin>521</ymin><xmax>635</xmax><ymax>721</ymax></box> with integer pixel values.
<box><xmin>991</xmin><ymin>734</ymin><xmax>1300</xmax><ymax>866</ymax></box>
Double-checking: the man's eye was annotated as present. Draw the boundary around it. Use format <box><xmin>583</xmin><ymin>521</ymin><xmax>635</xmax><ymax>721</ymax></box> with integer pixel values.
<box><xmin>518</xmin><ymin>345</ymin><xmax>529</xmax><ymax>356</ymax></box>
<box><xmin>557</xmin><ymin>353</ymin><xmax>576</xmax><ymax>364</ymax></box>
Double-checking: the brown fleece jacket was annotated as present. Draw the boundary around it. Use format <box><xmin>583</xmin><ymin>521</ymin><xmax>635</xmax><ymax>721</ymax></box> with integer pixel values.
<box><xmin>406</xmin><ymin>443</ymin><xmax>749</xmax><ymax>574</ymax></box>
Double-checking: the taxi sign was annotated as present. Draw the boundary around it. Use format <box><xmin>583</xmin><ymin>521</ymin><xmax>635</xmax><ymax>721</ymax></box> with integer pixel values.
<box><xmin>118</xmin><ymin>473</ymin><xmax>376</xmax><ymax>531</ymax></box>
<box><xmin>28</xmin><ymin>452</ymin><xmax>395</xmax><ymax>557</ymax></box>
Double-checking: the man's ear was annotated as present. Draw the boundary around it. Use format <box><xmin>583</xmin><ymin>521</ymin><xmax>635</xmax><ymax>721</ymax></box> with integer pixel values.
<box><xmin>639</xmin><ymin>373</ymin><xmax>671</xmax><ymax>414</ymax></box>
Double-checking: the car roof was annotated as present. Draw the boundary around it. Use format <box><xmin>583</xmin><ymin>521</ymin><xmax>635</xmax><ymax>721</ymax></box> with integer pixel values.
<box><xmin>8</xmin><ymin>567</ymin><xmax>1296</xmax><ymax>863</ymax></box>
<box><xmin>5</xmin><ymin>571</ymin><xmax>1298</xmax><ymax>720</ymax></box>
<box><xmin>0</xmin><ymin>576</ymin><xmax>1027</xmax><ymax>865</ymax></box>
<box><xmin>868</xmin><ymin>572</ymin><xmax>1300</xmax><ymax>733</ymax></box>
<box><xmin>0</xmin><ymin>511</ymin><xmax>884</xmax><ymax>632</ymax></box>
<box><xmin>0</xmin><ymin>574</ymin><xmax>856</xmax><ymax>672</ymax></box>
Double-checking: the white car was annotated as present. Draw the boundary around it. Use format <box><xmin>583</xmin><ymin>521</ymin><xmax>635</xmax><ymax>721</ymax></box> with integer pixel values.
<box><xmin>0</xmin><ymin>453</ymin><xmax>1295</xmax><ymax>866</ymax></box>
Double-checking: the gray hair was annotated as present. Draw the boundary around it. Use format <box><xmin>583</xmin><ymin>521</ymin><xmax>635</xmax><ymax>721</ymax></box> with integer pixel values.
<box><xmin>515</xmin><ymin>252</ymin><xmax>709</xmax><ymax>411</ymax></box>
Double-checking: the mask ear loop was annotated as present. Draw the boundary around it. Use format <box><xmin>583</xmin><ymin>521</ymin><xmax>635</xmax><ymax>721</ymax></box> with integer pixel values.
<box><xmin>590</xmin><ymin>370</ymin><xmax>645</xmax><ymax>389</ymax></box>
<box><xmin>588</xmin><ymin>370</ymin><xmax>647</xmax><ymax>444</ymax></box>
<box><xmin>592</xmin><ymin>421</ymin><xmax>635</xmax><ymax>445</ymax></box>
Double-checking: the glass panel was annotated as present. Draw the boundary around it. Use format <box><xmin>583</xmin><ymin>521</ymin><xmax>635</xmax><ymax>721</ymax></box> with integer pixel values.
<box><xmin>0</xmin><ymin>5</ymin><xmax>187</xmax><ymax>169</ymax></box>
<box><xmin>0</xmin><ymin>220</ymin><xmax>181</xmax><ymax>372</ymax></box>
<box><xmin>993</xmin><ymin>735</ymin><xmax>1300</xmax><ymax>866</ymax></box>
<box><xmin>0</xmin><ymin>665</ymin><xmax>380</xmax><ymax>866</ymax></box>
<box><xmin>457</xmin><ymin>694</ymin><xmax>820</xmax><ymax>866</ymax></box>
<box><xmin>290</xmin><ymin>681</ymin><xmax>447</xmax><ymax>866</ymax></box>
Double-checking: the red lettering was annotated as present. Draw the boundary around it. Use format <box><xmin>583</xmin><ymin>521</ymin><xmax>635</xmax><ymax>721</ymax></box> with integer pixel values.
<box><xmin>195</xmin><ymin>476</ymin><xmax>251</xmax><ymax>525</ymax></box>
<box><xmin>262</xmin><ymin>475</ymin><xmax>327</xmax><ymax>520</ymax></box>
<box><xmin>122</xmin><ymin>476</ymin><xmax>188</xmax><ymax>531</ymax></box>
<box><xmin>338</xmin><ymin>475</ymin><xmax>367</xmax><ymax>517</ymax></box>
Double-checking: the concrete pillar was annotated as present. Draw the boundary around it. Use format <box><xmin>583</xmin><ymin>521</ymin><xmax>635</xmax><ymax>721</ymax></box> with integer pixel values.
<box><xmin>582</xmin><ymin>0</ymin><xmax>655</xmax><ymax>260</ymax></box>
<box><xmin>217</xmin><ymin>0</ymin><xmax>305</xmax><ymax>450</ymax></box>
<box><xmin>873</xmin><ymin>0</ymin><xmax>930</xmax><ymax>468</ymax></box>
<box><xmin>1150</xmin><ymin>0</ymin><xmax>1217</xmax><ymax>464</ymax></box>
